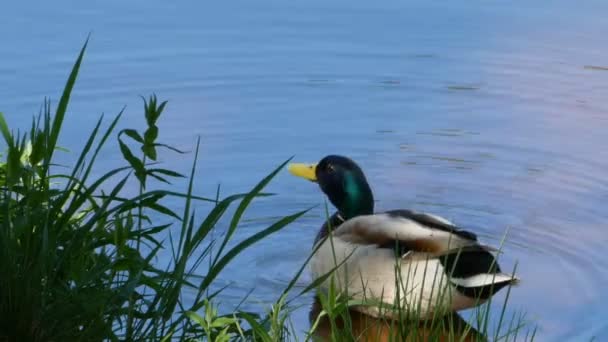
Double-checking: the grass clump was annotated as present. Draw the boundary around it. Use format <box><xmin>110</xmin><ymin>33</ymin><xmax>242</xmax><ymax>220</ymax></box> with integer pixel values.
<box><xmin>0</xmin><ymin>38</ymin><xmax>307</xmax><ymax>341</ymax></box>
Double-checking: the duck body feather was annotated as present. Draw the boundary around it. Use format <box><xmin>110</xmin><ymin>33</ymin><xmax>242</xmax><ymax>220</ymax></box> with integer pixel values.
<box><xmin>311</xmin><ymin>210</ymin><xmax>517</xmax><ymax>319</ymax></box>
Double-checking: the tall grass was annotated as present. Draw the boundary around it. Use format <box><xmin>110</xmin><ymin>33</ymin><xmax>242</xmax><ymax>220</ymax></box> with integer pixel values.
<box><xmin>0</xmin><ymin>38</ymin><xmax>535</xmax><ymax>341</ymax></box>
<box><xmin>0</xmin><ymin>39</ymin><xmax>307</xmax><ymax>341</ymax></box>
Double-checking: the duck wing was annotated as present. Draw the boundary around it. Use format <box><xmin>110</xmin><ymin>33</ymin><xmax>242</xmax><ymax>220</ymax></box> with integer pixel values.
<box><xmin>384</xmin><ymin>209</ymin><xmax>477</xmax><ymax>241</ymax></box>
<box><xmin>315</xmin><ymin>211</ymin><xmax>346</xmax><ymax>244</ymax></box>
<box><xmin>331</xmin><ymin>211</ymin><xmax>486</xmax><ymax>256</ymax></box>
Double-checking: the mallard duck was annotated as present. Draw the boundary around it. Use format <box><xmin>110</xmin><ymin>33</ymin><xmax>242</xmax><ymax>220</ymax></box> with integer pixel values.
<box><xmin>288</xmin><ymin>155</ymin><xmax>519</xmax><ymax>319</ymax></box>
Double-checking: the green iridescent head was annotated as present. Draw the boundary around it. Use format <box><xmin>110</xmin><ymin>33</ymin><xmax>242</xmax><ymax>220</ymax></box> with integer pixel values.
<box><xmin>288</xmin><ymin>155</ymin><xmax>374</xmax><ymax>220</ymax></box>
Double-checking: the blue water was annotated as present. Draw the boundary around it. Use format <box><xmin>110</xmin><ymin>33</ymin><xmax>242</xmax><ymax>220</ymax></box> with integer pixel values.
<box><xmin>2</xmin><ymin>1</ymin><xmax>608</xmax><ymax>340</ymax></box>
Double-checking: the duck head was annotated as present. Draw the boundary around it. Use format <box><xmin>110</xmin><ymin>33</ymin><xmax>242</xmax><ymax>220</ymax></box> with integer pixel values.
<box><xmin>288</xmin><ymin>155</ymin><xmax>374</xmax><ymax>220</ymax></box>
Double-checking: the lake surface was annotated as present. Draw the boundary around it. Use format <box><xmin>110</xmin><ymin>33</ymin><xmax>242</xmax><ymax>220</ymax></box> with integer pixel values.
<box><xmin>2</xmin><ymin>1</ymin><xmax>608</xmax><ymax>340</ymax></box>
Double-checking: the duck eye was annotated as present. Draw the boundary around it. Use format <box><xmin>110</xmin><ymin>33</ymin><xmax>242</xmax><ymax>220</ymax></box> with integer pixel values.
<box><xmin>326</xmin><ymin>164</ymin><xmax>335</xmax><ymax>173</ymax></box>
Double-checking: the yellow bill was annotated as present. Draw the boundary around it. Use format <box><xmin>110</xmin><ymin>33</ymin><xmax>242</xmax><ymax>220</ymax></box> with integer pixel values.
<box><xmin>287</xmin><ymin>163</ymin><xmax>318</xmax><ymax>182</ymax></box>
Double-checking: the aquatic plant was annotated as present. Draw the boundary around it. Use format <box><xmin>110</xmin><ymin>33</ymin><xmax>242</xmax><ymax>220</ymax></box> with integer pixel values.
<box><xmin>0</xmin><ymin>38</ymin><xmax>306</xmax><ymax>341</ymax></box>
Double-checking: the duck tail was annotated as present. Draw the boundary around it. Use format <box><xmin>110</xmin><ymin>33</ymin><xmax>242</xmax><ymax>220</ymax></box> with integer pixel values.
<box><xmin>450</xmin><ymin>272</ymin><xmax>519</xmax><ymax>288</ymax></box>
<box><xmin>450</xmin><ymin>273</ymin><xmax>519</xmax><ymax>299</ymax></box>
<box><xmin>438</xmin><ymin>245</ymin><xmax>519</xmax><ymax>299</ymax></box>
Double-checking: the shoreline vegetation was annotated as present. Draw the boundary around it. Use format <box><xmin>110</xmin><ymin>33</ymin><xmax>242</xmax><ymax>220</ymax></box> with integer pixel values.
<box><xmin>0</xmin><ymin>39</ymin><xmax>534</xmax><ymax>341</ymax></box>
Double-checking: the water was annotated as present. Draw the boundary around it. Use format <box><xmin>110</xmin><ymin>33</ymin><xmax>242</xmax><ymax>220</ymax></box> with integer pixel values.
<box><xmin>2</xmin><ymin>1</ymin><xmax>608</xmax><ymax>340</ymax></box>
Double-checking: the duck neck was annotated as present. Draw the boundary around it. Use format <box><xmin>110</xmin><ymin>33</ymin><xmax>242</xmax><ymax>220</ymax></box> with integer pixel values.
<box><xmin>317</xmin><ymin>184</ymin><xmax>373</xmax><ymax>244</ymax></box>
<box><xmin>338</xmin><ymin>173</ymin><xmax>374</xmax><ymax>220</ymax></box>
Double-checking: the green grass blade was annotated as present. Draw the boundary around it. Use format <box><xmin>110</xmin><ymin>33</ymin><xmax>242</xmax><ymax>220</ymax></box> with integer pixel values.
<box><xmin>240</xmin><ymin>312</ymin><xmax>272</xmax><ymax>342</ymax></box>
<box><xmin>176</xmin><ymin>136</ymin><xmax>200</xmax><ymax>259</ymax></box>
<box><xmin>194</xmin><ymin>208</ymin><xmax>309</xmax><ymax>311</ymax></box>
<box><xmin>45</xmin><ymin>36</ymin><xmax>89</xmax><ymax>172</ymax></box>
<box><xmin>0</xmin><ymin>112</ymin><xmax>13</xmax><ymax>146</ymax></box>
<box><xmin>212</xmin><ymin>157</ymin><xmax>293</xmax><ymax>267</ymax></box>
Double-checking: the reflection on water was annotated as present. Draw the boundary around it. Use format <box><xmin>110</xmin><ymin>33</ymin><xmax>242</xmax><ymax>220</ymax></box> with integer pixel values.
<box><xmin>2</xmin><ymin>0</ymin><xmax>608</xmax><ymax>340</ymax></box>
<box><xmin>308</xmin><ymin>297</ymin><xmax>485</xmax><ymax>342</ymax></box>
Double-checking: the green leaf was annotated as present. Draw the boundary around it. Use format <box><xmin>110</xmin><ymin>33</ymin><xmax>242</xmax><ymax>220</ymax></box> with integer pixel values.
<box><xmin>139</xmin><ymin>274</ymin><xmax>164</xmax><ymax>293</ymax></box>
<box><xmin>160</xmin><ymin>331</ymin><xmax>175</xmax><ymax>342</ymax></box>
<box><xmin>211</xmin><ymin>316</ymin><xmax>238</xmax><ymax>328</ymax></box>
<box><xmin>156</xmin><ymin>100</ymin><xmax>167</xmax><ymax>119</ymax></box>
<box><xmin>185</xmin><ymin>311</ymin><xmax>207</xmax><ymax>327</ymax></box>
<box><xmin>154</xmin><ymin>143</ymin><xmax>186</xmax><ymax>154</ymax></box>
<box><xmin>240</xmin><ymin>312</ymin><xmax>272</xmax><ymax>341</ymax></box>
<box><xmin>5</xmin><ymin>137</ymin><xmax>24</xmax><ymax>186</ymax></box>
<box><xmin>56</xmin><ymin>166</ymin><xmax>131</xmax><ymax>229</ymax></box>
<box><xmin>20</xmin><ymin>140</ymin><xmax>32</xmax><ymax>164</ymax></box>
<box><xmin>155</xmin><ymin>190</ymin><xmax>217</xmax><ymax>203</ymax></box>
<box><xmin>0</xmin><ymin>112</ymin><xmax>13</xmax><ymax>146</ymax></box>
<box><xmin>47</xmin><ymin>35</ymin><xmax>88</xmax><ymax>171</ymax></box>
<box><xmin>29</xmin><ymin>129</ymin><xmax>46</xmax><ymax>166</ymax></box>
<box><xmin>147</xmin><ymin>203</ymin><xmax>181</xmax><ymax>221</ymax></box>
<box><xmin>143</xmin><ymin>95</ymin><xmax>156</xmax><ymax>125</ymax></box>
<box><xmin>148</xmin><ymin>168</ymin><xmax>185</xmax><ymax>178</ymax></box>
<box><xmin>196</xmin><ymin>208</ymin><xmax>308</xmax><ymax>305</ymax></box>
<box><xmin>187</xmin><ymin>193</ymin><xmax>264</xmax><ymax>260</ymax></box>
<box><xmin>122</xmin><ymin>129</ymin><xmax>144</xmax><ymax>143</ymax></box>
<box><xmin>212</xmin><ymin>157</ymin><xmax>294</xmax><ymax>267</ymax></box>
<box><xmin>147</xmin><ymin>173</ymin><xmax>169</xmax><ymax>184</ymax></box>
<box><xmin>57</xmin><ymin>110</ymin><xmax>122</xmax><ymax>214</ymax></box>
<box><xmin>144</xmin><ymin>125</ymin><xmax>158</xmax><ymax>145</ymax></box>
<box><xmin>118</xmin><ymin>140</ymin><xmax>146</xmax><ymax>185</ymax></box>
<box><xmin>139</xmin><ymin>192</ymin><xmax>164</xmax><ymax>206</ymax></box>
<box><xmin>119</xmin><ymin>140</ymin><xmax>143</xmax><ymax>172</ymax></box>
<box><xmin>141</xmin><ymin>143</ymin><xmax>157</xmax><ymax>161</ymax></box>
<box><xmin>112</xmin><ymin>258</ymin><xmax>133</xmax><ymax>272</ymax></box>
